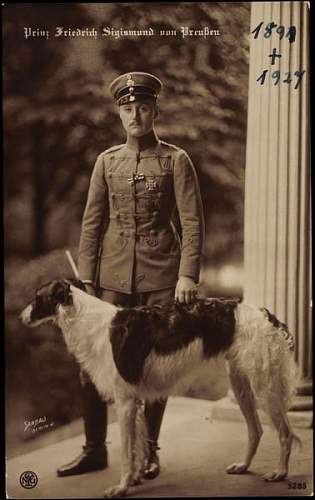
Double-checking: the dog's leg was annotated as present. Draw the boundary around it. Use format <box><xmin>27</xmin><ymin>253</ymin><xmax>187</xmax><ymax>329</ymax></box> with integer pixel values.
<box><xmin>263</xmin><ymin>402</ymin><xmax>298</xmax><ymax>482</ymax></box>
<box><xmin>226</xmin><ymin>366</ymin><xmax>263</xmax><ymax>475</ymax></box>
<box><xmin>104</xmin><ymin>396</ymin><xmax>137</xmax><ymax>498</ymax></box>
<box><xmin>130</xmin><ymin>400</ymin><xmax>148</xmax><ymax>485</ymax></box>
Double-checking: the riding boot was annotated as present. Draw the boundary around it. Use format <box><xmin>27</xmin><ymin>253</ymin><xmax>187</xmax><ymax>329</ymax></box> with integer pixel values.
<box><xmin>57</xmin><ymin>371</ymin><xmax>108</xmax><ymax>477</ymax></box>
<box><xmin>143</xmin><ymin>399</ymin><xmax>167</xmax><ymax>480</ymax></box>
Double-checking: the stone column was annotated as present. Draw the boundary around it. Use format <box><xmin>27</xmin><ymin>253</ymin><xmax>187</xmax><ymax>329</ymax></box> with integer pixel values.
<box><xmin>244</xmin><ymin>2</ymin><xmax>311</xmax><ymax>404</ymax></box>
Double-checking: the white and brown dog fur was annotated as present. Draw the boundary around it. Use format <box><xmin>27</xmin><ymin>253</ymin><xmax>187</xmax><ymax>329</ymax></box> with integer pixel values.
<box><xmin>20</xmin><ymin>279</ymin><xmax>301</xmax><ymax>497</ymax></box>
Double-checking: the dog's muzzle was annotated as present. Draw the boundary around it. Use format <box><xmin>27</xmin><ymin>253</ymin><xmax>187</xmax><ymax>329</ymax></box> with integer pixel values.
<box><xmin>20</xmin><ymin>305</ymin><xmax>33</xmax><ymax>326</ymax></box>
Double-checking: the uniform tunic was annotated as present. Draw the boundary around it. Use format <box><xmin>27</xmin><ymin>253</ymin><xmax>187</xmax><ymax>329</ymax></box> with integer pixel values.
<box><xmin>78</xmin><ymin>138</ymin><xmax>204</xmax><ymax>294</ymax></box>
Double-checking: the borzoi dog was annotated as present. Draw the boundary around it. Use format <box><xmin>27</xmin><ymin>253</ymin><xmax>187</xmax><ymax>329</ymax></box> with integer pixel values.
<box><xmin>20</xmin><ymin>279</ymin><xmax>300</xmax><ymax>497</ymax></box>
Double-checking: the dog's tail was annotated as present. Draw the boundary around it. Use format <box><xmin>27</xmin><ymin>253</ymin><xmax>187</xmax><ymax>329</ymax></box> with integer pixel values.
<box><xmin>231</xmin><ymin>303</ymin><xmax>302</xmax><ymax>446</ymax></box>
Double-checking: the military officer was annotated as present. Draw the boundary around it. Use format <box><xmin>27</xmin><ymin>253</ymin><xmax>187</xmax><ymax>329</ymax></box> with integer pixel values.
<box><xmin>57</xmin><ymin>72</ymin><xmax>205</xmax><ymax>479</ymax></box>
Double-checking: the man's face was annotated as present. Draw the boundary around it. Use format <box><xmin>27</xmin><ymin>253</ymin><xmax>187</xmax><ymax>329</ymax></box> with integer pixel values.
<box><xmin>119</xmin><ymin>100</ymin><xmax>157</xmax><ymax>137</ymax></box>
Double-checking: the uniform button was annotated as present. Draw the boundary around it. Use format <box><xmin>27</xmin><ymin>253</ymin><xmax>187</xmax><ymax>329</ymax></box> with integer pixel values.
<box><xmin>111</xmin><ymin>193</ymin><xmax>115</xmax><ymax>198</ymax></box>
<box><xmin>152</xmin><ymin>211</ymin><xmax>159</xmax><ymax>217</ymax></box>
<box><xmin>150</xmin><ymin>230</ymin><xmax>157</xmax><ymax>236</ymax></box>
<box><xmin>135</xmin><ymin>273</ymin><xmax>145</xmax><ymax>283</ymax></box>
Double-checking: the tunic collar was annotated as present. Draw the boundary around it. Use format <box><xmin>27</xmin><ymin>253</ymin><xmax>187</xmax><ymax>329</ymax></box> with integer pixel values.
<box><xmin>125</xmin><ymin>130</ymin><xmax>159</xmax><ymax>153</ymax></box>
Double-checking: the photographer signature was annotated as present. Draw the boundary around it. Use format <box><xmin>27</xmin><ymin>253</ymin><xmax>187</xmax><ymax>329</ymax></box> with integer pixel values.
<box><xmin>24</xmin><ymin>416</ymin><xmax>55</xmax><ymax>433</ymax></box>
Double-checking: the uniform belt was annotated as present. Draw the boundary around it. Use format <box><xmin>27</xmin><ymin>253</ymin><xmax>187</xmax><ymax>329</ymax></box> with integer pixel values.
<box><xmin>109</xmin><ymin>213</ymin><xmax>158</xmax><ymax>220</ymax></box>
<box><xmin>134</xmin><ymin>231</ymin><xmax>159</xmax><ymax>245</ymax></box>
<box><xmin>107</xmin><ymin>228</ymin><xmax>159</xmax><ymax>240</ymax></box>
<box><xmin>121</xmin><ymin>230</ymin><xmax>158</xmax><ymax>238</ymax></box>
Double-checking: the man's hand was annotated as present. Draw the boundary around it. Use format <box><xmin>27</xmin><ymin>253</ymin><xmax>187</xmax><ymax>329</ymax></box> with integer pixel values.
<box><xmin>84</xmin><ymin>284</ymin><xmax>96</xmax><ymax>296</ymax></box>
<box><xmin>175</xmin><ymin>276</ymin><xmax>198</xmax><ymax>304</ymax></box>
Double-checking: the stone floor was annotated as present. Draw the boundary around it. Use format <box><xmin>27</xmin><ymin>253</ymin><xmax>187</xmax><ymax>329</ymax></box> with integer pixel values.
<box><xmin>6</xmin><ymin>397</ymin><xmax>313</xmax><ymax>498</ymax></box>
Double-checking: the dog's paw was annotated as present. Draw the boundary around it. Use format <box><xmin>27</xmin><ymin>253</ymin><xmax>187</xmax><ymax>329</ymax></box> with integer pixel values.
<box><xmin>129</xmin><ymin>474</ymin><xmax>142</xmax><ymax>486</ymax></box>
<box><xmin>226</xmin><ymin>462</ymin><xmax>248</xmax><ymax>474</ymax></box>
<box><xmin>263</xmin><ymin>470</ymin><xmax>287</xmax><ymax>482</ymax></box>
<box><xmin>104</xmin><ymin>485</ymin><xmax>128</xmax><ymax>498</ymax></box>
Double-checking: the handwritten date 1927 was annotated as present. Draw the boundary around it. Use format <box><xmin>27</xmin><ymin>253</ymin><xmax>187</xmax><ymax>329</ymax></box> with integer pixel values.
<box><xmin>257</xmin><ymin>69</ymin><xmax>305</xmax><ymax>89</ymax></box>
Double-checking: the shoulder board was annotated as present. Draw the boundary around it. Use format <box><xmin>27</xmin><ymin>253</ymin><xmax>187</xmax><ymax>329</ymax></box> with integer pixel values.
<box><xmin>158</xmin><ymin>140</ymin><xmax>182</xmax><ymax>152</ymax></box>
<box><xmin>103</xmin><ymin>144</ymin><xmax>125</xmax><ymax>155</ymax></box>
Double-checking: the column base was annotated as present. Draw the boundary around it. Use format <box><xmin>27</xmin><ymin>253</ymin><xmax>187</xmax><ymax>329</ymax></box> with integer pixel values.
<box><xmin>290</xmin><ymin>379</ymin><xmax>313</xmax><ymax>411</ymax></box>
<box><xmin>219</xmin><ymin>387</ymin><xmax>312</xmax><ymax>428</ymax></box>
<box><xmin>290</xmin><ymin>379</ymin><xmax>313</xmax><ymax>412</ymax></box>
<box><xmin>289</xmin><ymin>395</ymin><xmax>313</xmax><ymax>412</ymax></box>
<box><xmin>296</xmin><ymin>379</ymin><xmax>313</xmax><ymax>396</ymax></box>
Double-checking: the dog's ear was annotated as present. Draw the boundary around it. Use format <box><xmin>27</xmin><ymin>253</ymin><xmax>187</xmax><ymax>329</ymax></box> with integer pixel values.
<box><xmin>51</xmin><ymin>280</ymin><xmax>73</xmax><ymax>306</ymax></box>
<box><xmin>66</xmin><ymin>279</ymin><xmax>86</xmax><ymax>292</ymax></box>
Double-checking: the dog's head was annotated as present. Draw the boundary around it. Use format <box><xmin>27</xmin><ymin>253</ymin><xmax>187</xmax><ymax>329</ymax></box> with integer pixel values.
<box><xmin>20</xmin><ymin>279</ymin><xmax>78</xmax><ymax>327</ymax></box>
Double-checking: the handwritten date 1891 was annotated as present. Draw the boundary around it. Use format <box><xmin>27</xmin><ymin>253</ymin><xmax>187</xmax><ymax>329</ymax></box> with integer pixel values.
<box><xmin>252</xmin><ymin>22</ymin><xmax>296</xmax><ymax>43</ymax></box>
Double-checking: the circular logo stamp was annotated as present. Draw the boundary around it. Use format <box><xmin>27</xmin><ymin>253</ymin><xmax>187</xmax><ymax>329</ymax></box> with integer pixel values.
<box><xmin>19</xmin><ymin>470</ymin><xmax>38</xmax><ymax>489</ymax></box>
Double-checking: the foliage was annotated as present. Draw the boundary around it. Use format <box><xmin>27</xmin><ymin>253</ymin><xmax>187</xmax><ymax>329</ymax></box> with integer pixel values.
<box><xmin>4</xmin><ymin>2</ymin><xmax>249</xmax><ymax>261</ymax></box>
<box><xmin>5</xmin><ymin>249</ymin><xmax>83</xmax><ymax>449</ymax></box>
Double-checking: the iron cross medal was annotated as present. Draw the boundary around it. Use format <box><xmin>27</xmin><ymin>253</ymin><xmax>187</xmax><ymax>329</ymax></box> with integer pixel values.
<box><xmin>145</xmin><ymin>178</ymin><xmax>157</xmax><ymax>191</ymax></box>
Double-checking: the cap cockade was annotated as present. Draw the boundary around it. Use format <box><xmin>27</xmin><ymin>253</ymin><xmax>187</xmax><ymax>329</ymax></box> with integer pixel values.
<box><xmin>109</xmin><ymin>72</ymin><xmax>163</xmax><ymax>105</ymax></box>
